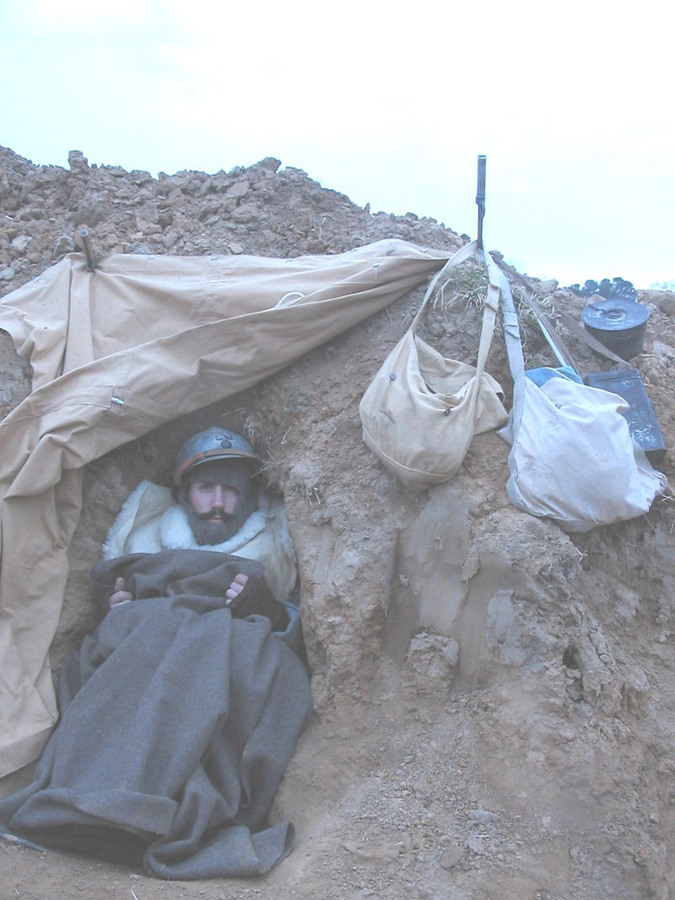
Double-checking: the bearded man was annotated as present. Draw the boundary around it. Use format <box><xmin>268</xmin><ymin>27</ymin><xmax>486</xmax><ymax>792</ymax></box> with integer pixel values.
<box><xmin>103</xmin><ymin>426</ymin><xmax>298</xmax><ymax>632</ymax></box>
<box><xmin>0</xmin><ymin>426</ymin><xmax>311</xmax><ymax>879</ymax></box>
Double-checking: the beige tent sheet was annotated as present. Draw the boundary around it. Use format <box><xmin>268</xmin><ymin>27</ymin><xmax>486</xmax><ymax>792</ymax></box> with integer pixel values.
<box><xmin>0</xmin><ymin>239</ymin><xmax>450</xmax><ymax>777</ymax></box>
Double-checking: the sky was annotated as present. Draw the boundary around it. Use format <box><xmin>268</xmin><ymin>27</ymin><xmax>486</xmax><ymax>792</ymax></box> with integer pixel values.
<box><xmin>1</xmin><ymin>0</ymin><xmax>673</xmax><ymax>289</ymax></box>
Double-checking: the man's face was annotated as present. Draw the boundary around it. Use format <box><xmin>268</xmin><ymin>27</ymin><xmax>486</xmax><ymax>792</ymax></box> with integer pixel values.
<box><xmin>180</xmin><ymin>457</ymin><xmax>258</xmax><ymax>546</ymax></box>
<box><xmin>185</xmin><ymin>481</ymin><xmax>240</xmax><ymax>545</ymax></box>
<box><xmin>187</xmin><ymin>481</ymin><xmax>239</xmax><ymax>519</ymax></box>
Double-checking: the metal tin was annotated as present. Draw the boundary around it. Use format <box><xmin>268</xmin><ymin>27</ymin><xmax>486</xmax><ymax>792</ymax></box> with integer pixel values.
<box><xmin>583</xmin><ymin>368</ymin><xmax>666</xmax><ymax>465</ymax></box>
<box><xmin>581</xmin><ymin>298</ymin><xmax>650</xmax><ymax>359</ymax></box>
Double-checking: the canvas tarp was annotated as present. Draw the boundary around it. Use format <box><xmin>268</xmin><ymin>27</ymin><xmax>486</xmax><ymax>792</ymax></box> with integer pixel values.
<box><xmin>0</xmin><ymin>239</ymin><xmax>451</xmax><ymax>776</ymax></box>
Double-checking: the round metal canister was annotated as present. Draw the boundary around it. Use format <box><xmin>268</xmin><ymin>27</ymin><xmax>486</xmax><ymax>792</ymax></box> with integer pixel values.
<box><xmin>581</xmin><ymin>298</ymin><xmax>650</xmax><ymax>359</ymax></box>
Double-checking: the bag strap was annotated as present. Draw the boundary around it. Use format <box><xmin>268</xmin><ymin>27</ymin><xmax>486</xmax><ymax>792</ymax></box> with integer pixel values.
<box><xmin>496</xmin><ymin>263</ymin><xmax>527</xmax><ymax>449</ymax></box>
<box><xmin>409</xmin><ymin>240</ymin><xmax>502</xmax><ymax>380</ymax></box>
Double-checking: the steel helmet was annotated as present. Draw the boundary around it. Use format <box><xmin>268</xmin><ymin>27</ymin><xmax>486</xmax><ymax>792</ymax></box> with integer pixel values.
<box><xmin>173</xmin><ymin>427</ymin><xmax>262</xmax><ymax>487</ymax></box>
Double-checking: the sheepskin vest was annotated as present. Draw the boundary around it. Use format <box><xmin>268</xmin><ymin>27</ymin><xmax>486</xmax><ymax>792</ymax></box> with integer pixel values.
<box><xmin>102</xmin><ymin>480</ymin><xmax>297</xmax><ymax>602</ymax></box>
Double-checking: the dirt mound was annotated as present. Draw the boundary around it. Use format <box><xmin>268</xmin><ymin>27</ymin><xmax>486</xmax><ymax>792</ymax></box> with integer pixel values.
<box><xmin>1</xmin><ymin>147</ymin><xmax>674</xmax><ymax>899</ymax></box>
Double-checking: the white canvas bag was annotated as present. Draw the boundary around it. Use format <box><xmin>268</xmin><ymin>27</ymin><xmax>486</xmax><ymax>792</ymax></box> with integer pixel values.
<box><xmin>497</xmin><ymin>270</ymin><xmax>667</xmax><ymax>532</ymax></box>
<box><xmin>359</xmin><ymin>242</ymin><xmax>508</xmax><ymax>489</ymax></box>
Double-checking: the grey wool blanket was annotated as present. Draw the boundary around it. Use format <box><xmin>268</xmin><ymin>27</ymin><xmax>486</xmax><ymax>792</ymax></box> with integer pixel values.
<box><xmin>0</xmin><ymin>550</ymin><xmax>312</xmax><ymax>879</ymax></box>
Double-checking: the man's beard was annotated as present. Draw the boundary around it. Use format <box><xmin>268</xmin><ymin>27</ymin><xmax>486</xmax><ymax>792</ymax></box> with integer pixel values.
<box><xmin>185</xmin><ymin>506</ymin><xmax>243</xmax><ymax>546</ymax></box>
<box><xmin>176</xmin><ymin>461</ymin><xmax>259</xmax><ymax>546</ymax></box>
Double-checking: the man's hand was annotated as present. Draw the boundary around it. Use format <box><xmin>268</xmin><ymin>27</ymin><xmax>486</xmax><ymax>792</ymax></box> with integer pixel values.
<box><xmin>224</xmin><ymin>572</ymin><xmax>290</xmax><ymax>631</ymax></box>
<box><xmin>109</xmin><ymin>577</ymin><xmax>133</xmax><ymax>609</ymax></box>
<box><xmin>225</xmin><ymin>573</ymin><xmax>249</xmax><ymax>608</ymax></box>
